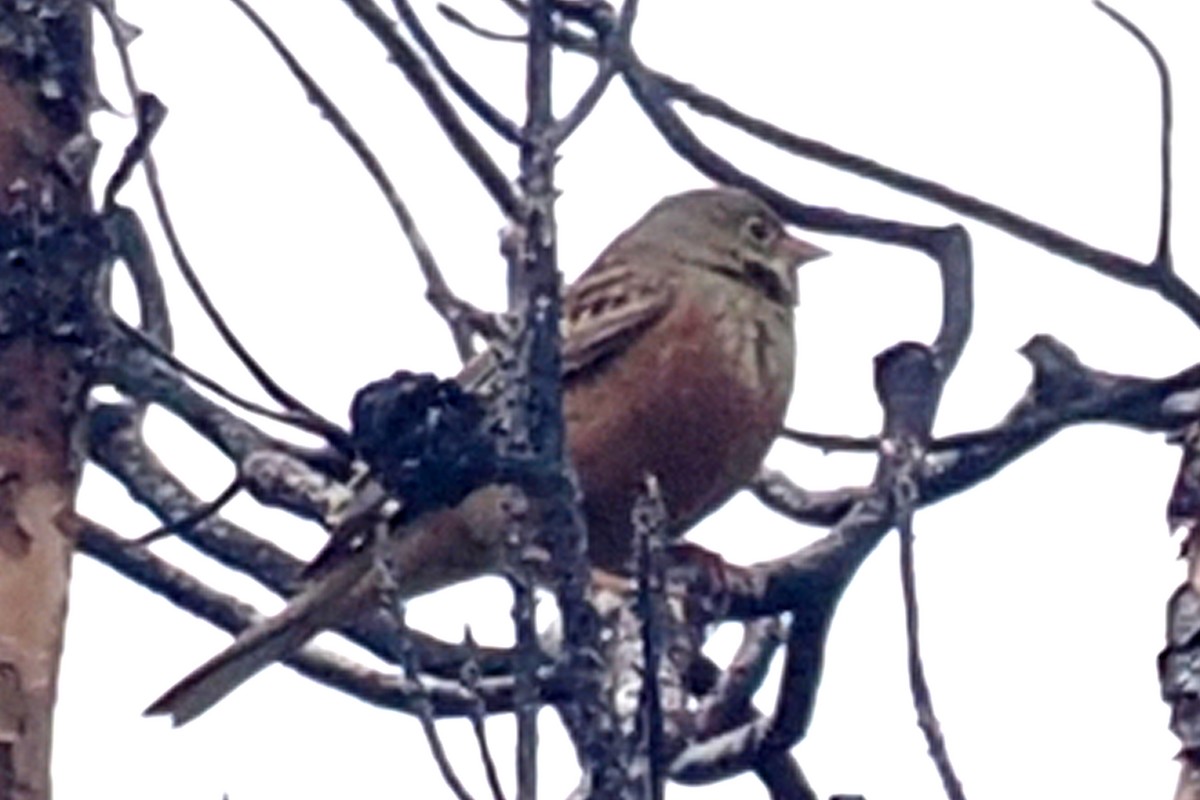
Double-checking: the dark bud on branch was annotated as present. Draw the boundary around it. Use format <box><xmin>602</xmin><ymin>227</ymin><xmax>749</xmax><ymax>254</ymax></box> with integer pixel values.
<box><xmin>350</xmin><ymin>370</ymin><xmax>499</xmax><ymax>522</ymax></box>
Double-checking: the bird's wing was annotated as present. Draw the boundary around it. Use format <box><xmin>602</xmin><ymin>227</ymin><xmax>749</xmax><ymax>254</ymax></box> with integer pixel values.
<box><xmin>144</xmin><ymin>268</ymin><xmax>673</xmax><ymax>725</ymax></box>
<box><xmin>561</xmin><ymin>262</ymin><xmax>674</xmax><ymax>381</ymax></box>
<box><xmin>452</xmin><ymin>261</ymin><xmax>673</xmax><ymax>390</ymax></box>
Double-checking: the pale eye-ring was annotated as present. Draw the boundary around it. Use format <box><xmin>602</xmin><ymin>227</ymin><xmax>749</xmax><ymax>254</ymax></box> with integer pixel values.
<box><xmin>743</xmin><ymin>215</ymin><xmax>775</xmax><ymax>245</ymax></box>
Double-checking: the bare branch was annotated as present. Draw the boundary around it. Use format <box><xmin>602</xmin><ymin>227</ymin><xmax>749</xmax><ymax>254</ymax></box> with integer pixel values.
<box><xmin>548</xmin><ymin>57</ymin><xmax>615</xmax><ymax>148</ymax></box>
<box><xmin>633</xmin><ymin>476</ymin><xmax>668</xmax><ymax>800</ymax></box>
<box><xmin>113</xmin><ymin>319</ymin><xmax>348</xmax><ymax>445</ymax></box>
<box><xmin>898</xmin><ymin>513</ymin><xmax>966</xmax><ymax>800</ymax></box>
<box><xmin>102</xmin><ymin>207</ymin><xmax>173</xmax><ymax>352</ymax></box>
<box><xmin>1094</xmin><ymin>1</ymin><xmax>1174</xmax><ymax>269</ymax></box>
<box><xmin>89</xmin><ymin>404</ymin><xmax>396</xmax><ymax>662</ymax></box>
<box><xmin>693</xmin><ymin>618</ymin><xmax>783</xmax><ymax>735</ymax></box>
<box><xmin>545</xmin><ymin>0</ymin><xmax>629</xmax><ymax>149</ymax></box>
<box><xmin>643</xmin><ymin>69</ymin><xmax>1183</xmax><ymax>286</ymax></box>
<box><xmin>756</xmin><ymin>755</ymin><xmax>818</xmax><ymax>800</ymax></box>
<box><xmin>779</xmin><ymin>428</ymin><xmax>877</xmax><ymax>454</ymax></box>
<box><xmin>759</xmin><ymin>340</ymin><xmax>1200</xmax><ymax>533</ymax></box>
<box><xmin>88</xmin><ymin>403</ymin><xmax>308</xmax><ymax>580</ymax></box>
<box><xmin>99</xmin><ymin>344</ymin><xmax>308</xmax><ymax>467</ymax></box>
<box><xmin>508</xmin><ymin>571</ymin><xmax>540</xmax><ymax>800</ymax></box>
<box><xmin>225</xmin><ymin>0</ymin><xmax>483</xmax><ymax>361</ymax></box>
<box><xmin>438</xmin><ymin>4</ymin><xmax>526</xmax><ymax>43</ymax></box>
<box><xmin>75</xmin><ymin>518</ymin><xmax>523</xmax><ymax>718</ymax></box>
<box><xmin>503</xmin><ymin>0</ymin><xmax>630</xmax><ymax>794</ymax></box>
<box><xmin>391</xmin><ymin>618</ymin><xmax>479</xmax><ymax>800</ymax></box>
<box><xmin>340</xmin><ymin>0</ymin><xmax>520</xmax><ymax>217</ymax></box>
<box><xmin>392</xmin><ymin>0</ymin><xmax>521</xmax><ymax>143</ymax></box>
<box><xmin>132</xmin><ymin>474</ymin><xmax>243</xmax><ymax>545</ymax></box>
<box><xmin>544</xmin><ymin>5</ymin><xmax>1200</xmax><ymax>326</ymax></box>
<box><xmin>94</xmin><ymin>7</ymin><xmax>347</xmax><ymax>439</ymax></box>
<box><xmin>461</xmin><ymin>629</ymin><xmax>510</xmax><ymax>800</ymax></box>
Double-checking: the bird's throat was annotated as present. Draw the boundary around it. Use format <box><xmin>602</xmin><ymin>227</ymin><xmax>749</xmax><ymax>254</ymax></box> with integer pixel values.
<box><xmin>699</xmin><ymin>258</ymin><xmax>793</xmax><ymax>307</ymax></box>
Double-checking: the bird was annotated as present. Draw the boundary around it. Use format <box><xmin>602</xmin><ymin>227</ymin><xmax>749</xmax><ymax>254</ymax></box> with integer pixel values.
<box><xmin>146</xmin><ymin>186</ymin><xmax>829</xmax><ymax>725</ymax></box>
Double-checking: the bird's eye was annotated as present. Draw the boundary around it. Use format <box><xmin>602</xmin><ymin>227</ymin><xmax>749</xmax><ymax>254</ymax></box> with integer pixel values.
<box><xmin>743</xmin><ymin>216</ymin><xmax>774</xmax><ymax>245</ymax></box>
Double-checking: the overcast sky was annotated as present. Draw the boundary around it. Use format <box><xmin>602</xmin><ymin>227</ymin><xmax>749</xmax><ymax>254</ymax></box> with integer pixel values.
<box><xmin>58</xmin><ymin>2</ymin><xmax>1196</xmax><ymax>798</ymax></box>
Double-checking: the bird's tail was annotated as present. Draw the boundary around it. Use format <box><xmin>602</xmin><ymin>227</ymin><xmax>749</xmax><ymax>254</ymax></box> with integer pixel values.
<box><xmin>144</xmin><ymin>549</ymin><xmax>375</xmax><ymax>726</ymax></box>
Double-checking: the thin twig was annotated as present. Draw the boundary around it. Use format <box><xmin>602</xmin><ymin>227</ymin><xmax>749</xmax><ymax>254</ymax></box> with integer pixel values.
<box><xmin>438</xmin><ymin>4</ymin><xmax>526</xmax><ymax>43</ymax></box>
<box><xmin>103</xmin><ymin>206</ymin><xmax>174</xmax><ymax>352</ymax></box>
<box><xmin>225</xmin><ymin>0</ymin><xmax>482</xmax><ymax>361</ymax></box>
<box><xmin>461</xmin><ymin>628</ymin><xmax>509</xmax><ymax>800</ymax></box>
<box><xmin>391</xmin><ymin>610</ymin><xmax>478</xmax><ymax>800</ymax></box>
<box><xmin>544</xmin><ymin>4</ymin><xmax>1200</xmax><ymax>325</ymax></box>
<box><xmin>618</xmin><ymin>57</ymin><xmax>958</xmax><ymax>255</ymax></box>
<box><xmin>897</xmin><ymin>510</ymin><xmax>967</xmax><ymax>800</ymax></box>
<box><xmin>646</xmin><ymin>71</ymin><xmax>1161</xmax><ymax>273</ymax></box>
<box><xmin>546</xmin><ymin>0</ymin><xmax>625</xmax><ymax>149</ymax></box>
<box><xmin>873</xmin><ymin>338</ymin><xmax>963</xmax><ymax>797</ymax></box>
<box><xmin>779</xmin><ymin>427</ymin><xmax>878</xmax><ymax>453</ymax></box>
<box><xmin>548</xmin><ymin>58</ymin><xmax>614</xmax><ymax>147</ymax></box>
<box><xmin>94</xmin><ymin>5</ymin><xmax>347</xmax><ymax>442</ymax></box>
<box><xmin>415</xmin><ymin>706</ymin><xmax>479</xmax><ymax>800</ymax></box>
<box><xmin>99</xmin><ymin>86</ymin><xmax>165</xmax><ymax>212</ymax></box>
<box><xmin>693</xmin><ymin>618</ymin><xmax>784</xmax><ymax>734</ymax></box>
<box><xmin>76</xmin><ymin>517</ymin><xmax>520</xmax><ymax>718</ymax></box>
<box><xmin>114</xmin><ymin>319</ymin><xmax>349</xmax><ymax>444</ymax></box>
<box><xmin>133</xmin><ymin>475</ymin><xmax>243</xmax><ymax>545</ymax></box>
<box><xmin>102</xmin><ymin>345</ymin><xmax>313</xmax><ymax>469</ymax></box>
<box><xmin>392</xmin><ymin>0</ymin><xmax>521</xmax><ymax>143</ymax></box>
<box><xmin>89</xmin><ymin>401</ymin><xmax>528</xmax><ymax>695</ymax></box>
<box><xmin>88</xmin><ymin>403</ymin><xmax>307</xmax><ymax>588</ymax></box>
<box><xmin>341</xmin><ymin>0</ymin><xmax>521</xmax><ymax>217</ymax></box>
<box><xmin>1094</xmin><ymin>1</ymin><xmax>1174</xmax><ymax>270</ymax></box>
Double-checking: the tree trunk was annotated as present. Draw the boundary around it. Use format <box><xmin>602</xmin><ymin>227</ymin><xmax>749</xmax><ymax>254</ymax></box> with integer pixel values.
<box><xmin>0</xmin><ymin>3</ymin><xmax>96</xmax><ymax>798</ymax></box>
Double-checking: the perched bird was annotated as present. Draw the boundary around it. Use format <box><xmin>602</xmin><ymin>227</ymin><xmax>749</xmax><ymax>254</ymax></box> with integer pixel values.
<box><xmin>147</xmin><ymin>186</ymin><xmax>828</xmax><ymax>725</ymax></box>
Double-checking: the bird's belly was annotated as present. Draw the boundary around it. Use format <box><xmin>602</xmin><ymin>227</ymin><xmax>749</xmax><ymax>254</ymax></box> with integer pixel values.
<box><xmin>564</xmin><ymin>300</ymin><xmax>792</xmax><ymax>571</ymax></box>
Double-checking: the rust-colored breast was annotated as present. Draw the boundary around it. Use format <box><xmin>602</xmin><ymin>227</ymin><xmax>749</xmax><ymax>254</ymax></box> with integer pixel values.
<box><xmin>563</xmin><ymin>269</ymin><xmax>794</xmax><ymax>571</ymax></box>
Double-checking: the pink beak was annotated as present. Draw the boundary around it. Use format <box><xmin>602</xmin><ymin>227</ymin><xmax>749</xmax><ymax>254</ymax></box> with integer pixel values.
<box><xmin>779</xmin><ymin>232</ymin><xmax>830</xmax><ymax>268</ymax></box>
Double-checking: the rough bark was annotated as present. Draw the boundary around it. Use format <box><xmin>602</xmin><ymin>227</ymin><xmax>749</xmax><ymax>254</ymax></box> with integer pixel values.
<box><xmin>0</xmin><ymin>2</ymin><xmax>95</xmax><ymax>797</ymax></box>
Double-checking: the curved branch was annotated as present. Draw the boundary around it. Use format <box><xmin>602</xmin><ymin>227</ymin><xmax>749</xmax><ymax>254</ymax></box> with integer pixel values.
<box><xmin>340</xmin><ymin>0</ymin><xmax>521</xmax><ymax>217</ymax></box>
<box><xmin>75</xmin><ymin>518</ymin><xmax>522</xmax><ymax>717</ymax></box>
<box><xmin>114</xmin><ymin>320</ymin><xmax>347</xmax><ymax>444</ymax></box>
<box><xmin>392</xmin><ymin>0</ymin><xmax>521</xmax><ymax>143</ymax></box>
<box><xmin>102</xmin><ymin>206</ymin><xmax>173</xmax><ymax>352</ymax></box>
<box><xmin>87</xmin><ymin>402</ymin><xmax>528</xmax><ymax>680</ymax></box>
<box><xmin>536</xmin><ymin>3</ymin><xmax>1200</xmax><ymax>326</ymax></box>
<box><xmin>1094</xmin><ymin>1</ymin><xmax>1174</xmax><ymax>269</ymax></box>
<box><xmin>99</xmin><ymin>50</ymin><xmax>345</xmax><ymax>442</ymax></box>
<box><xmin>226</xmin><ymin>0</ymin><xmax>483</xmax><ymax>361</ymax></box>
<box><xmin>758</xmin><ymin>339</ymin><xmax>1200</xmax><ymax>531</ymax></box>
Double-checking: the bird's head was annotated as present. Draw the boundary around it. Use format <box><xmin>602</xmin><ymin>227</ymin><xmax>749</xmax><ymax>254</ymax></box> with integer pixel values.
<box><xmin>624</xmin><ymin>187</ymin><xmax>829</xmax><ymax>306</ymax></box>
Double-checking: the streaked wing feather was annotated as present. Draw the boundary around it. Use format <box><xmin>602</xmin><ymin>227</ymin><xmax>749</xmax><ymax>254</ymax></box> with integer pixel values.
<box><xmin>454</xmin><ymin>262</ymin><xmax>673</xmax><ymax>391</ymax></box>
<box><xmin>562</xmin><ymin>263</ymin><xmax>673</xmax><ymax>380</ymax></box>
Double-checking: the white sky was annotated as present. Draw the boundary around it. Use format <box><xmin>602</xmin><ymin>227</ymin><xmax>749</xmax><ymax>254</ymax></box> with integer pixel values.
<box><xmin>57</xmin><ymin>1</ymin><xmax>1195</xmax><ymax>798</ymax></box>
